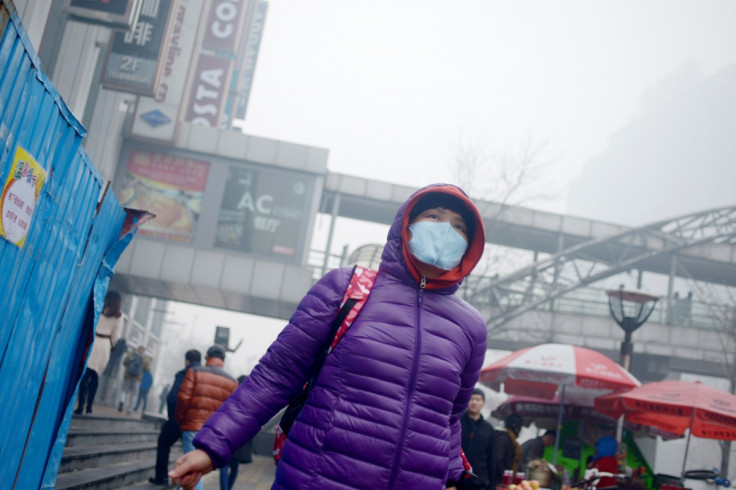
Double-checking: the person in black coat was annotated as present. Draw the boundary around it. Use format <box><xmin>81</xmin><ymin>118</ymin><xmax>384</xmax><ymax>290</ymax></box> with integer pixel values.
<box><xmin>460</xmin><ymin>388</ymin><xmax>495</xmax><ymax>489</ymax></box>
<box><xmin>148</xmin><ymin>349</ymin><xmax>201</xmax><ymax>486</ymax></box>
<box><xmin>493</xmin><ymin>413</ymin><xmax>524</xmax><ymax>486</ymax></box>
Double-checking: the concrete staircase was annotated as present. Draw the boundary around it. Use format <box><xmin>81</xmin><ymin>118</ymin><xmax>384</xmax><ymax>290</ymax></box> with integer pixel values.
<box><xmin>54</xmin><ymin>409</ymin><xmax>181</xmax><ymax>489</ymax></box>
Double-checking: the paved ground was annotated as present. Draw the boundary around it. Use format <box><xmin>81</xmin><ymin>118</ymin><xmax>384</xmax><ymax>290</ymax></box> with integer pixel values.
<box><xmin>124</xmin><ymin>455</ymin><xmax>276</xmax><ymax>489</ymax></box>
<box><xmin>86</xmin><ymin>404</ymin><xmax>276</xmax><ymax>489</ymax></box>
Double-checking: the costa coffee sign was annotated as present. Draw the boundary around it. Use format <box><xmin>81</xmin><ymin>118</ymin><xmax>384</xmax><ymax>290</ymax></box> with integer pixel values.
<box><xmin>202</xmin><ymin>0</ymin><xmax>249</xmax><ymax>55</ymax></box>
<box><xmin>184</xmin><ymin>53</ymin><xmax>232</xmax><ymax>127</ymax></box>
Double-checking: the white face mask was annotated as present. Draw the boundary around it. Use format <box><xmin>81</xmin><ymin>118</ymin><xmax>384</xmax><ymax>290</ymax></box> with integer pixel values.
<box><xmin>407</xmin><ymin>221</ymin><xmax>468</xmax><ymax>270</ymax></box>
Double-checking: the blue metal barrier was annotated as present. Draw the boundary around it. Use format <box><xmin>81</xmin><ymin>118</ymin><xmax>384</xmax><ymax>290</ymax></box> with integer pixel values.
<box><xmin>0</xmin><ymin>2</ymin><xmax>136</xmax><ymax>487</ymax></box>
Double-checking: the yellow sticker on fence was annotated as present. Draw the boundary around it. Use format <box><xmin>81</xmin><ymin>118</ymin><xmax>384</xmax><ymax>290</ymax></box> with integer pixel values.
<box><xmin>0</xmin><ymin>147</ymin><xmax>47</xmax><ymax>248</ymax></box>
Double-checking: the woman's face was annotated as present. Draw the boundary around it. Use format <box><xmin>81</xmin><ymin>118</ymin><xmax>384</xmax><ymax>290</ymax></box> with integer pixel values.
<box><xmin>409</xmin><ymin>206</ymin><xmax>468</xmax><ymax>241</ymax></box>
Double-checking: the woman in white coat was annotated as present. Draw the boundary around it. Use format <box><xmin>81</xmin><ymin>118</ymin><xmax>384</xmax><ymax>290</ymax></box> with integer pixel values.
<box><xmin>75</xmin><ymin>290</ymin><xmax>123</xmax><ymax>414</ymax></box>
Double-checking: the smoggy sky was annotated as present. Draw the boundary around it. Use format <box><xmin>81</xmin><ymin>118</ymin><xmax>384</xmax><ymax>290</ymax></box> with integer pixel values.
<box><xmin>238</xmin><ymin>0</ymin><xmax>736</xmax><ymax>213</ymax></box>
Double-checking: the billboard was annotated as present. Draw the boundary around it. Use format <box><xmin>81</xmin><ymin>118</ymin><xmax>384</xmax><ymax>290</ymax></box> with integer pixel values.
<box><xmin>201</xmin><ymin>0</ymin><xmax>251</xmax><ymax>56</ymax></box>
<box><xmin>118</xmin><ymin>148</ymin><xmax>209</xmax><ymax>243</ymax></box>
<box><xmin>183</xmin><ymin>53</ymin><xmax>233</xmax><ymax>127</ymax></box>
<box><xmin>101</xmin><ymin>0</ymin><xmax>177</xmax><ymax>96</ymax></box>
<box><xmin>66</xmin><ymin>0</ymin><xmax>142</xmax><ymax>29</ymax></box>
<box><xmin>130</xmin><ymin>0</ymin><xmax>206</xmax><ymax>142</ymax></box>
<box><xmin>231</xmin><ymin>0</ymin><xmax>267</xmax><ymax>122</ymax></box>
<box><xmin>214</xmin><ymin>165</ymin><xmax>310</xmax><ymax>257</ymax></box>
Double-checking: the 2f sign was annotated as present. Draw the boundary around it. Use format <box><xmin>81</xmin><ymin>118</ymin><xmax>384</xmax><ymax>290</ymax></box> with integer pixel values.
<box><xmin>120</xmin><ymin>56</ymin><xmax>143</xmax><ymax>72</ymax></box>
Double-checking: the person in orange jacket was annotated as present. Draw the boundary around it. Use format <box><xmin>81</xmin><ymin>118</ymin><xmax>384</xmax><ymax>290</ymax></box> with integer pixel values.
<box><xmin>176</xmin><ymin>345</ymin><xmax>237</xmax><ymax>490</ymax></box>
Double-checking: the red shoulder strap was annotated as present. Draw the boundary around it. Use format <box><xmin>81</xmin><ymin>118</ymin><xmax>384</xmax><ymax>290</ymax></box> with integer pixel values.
<box><xmin>329</xmin><ymin>266</ymin><xmax>377</xmax><ymax>352</ymax></box>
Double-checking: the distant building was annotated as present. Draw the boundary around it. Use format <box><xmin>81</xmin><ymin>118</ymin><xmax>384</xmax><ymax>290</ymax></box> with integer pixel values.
<box><xmin>567</xmin><ymin>65</ymin><xmax>736</xmax><ymax>226</ymax></box>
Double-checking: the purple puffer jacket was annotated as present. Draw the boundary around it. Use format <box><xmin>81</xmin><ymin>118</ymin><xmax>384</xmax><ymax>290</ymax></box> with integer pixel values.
<box><xmin>194</xmin><ymin>184</ymin><xmax>487</xmax><ymax>489</ymax></box>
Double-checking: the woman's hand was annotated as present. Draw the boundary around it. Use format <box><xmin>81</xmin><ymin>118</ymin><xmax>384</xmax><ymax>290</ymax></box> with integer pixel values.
<box><xmin>168</xmin><ymin>449</ymin><xmax>214</xmax><ymax>489</ymax></box>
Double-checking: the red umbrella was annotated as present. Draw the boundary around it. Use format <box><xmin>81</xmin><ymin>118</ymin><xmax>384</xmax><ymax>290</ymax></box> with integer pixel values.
<box><xmin>479</xmin><ymin>343</ymin><xmax>639</xmax><ymax>465</ymax></box>
<box><xmin>595</xmin><ymin>380</ymin><xmax>736</xmax><ymax>479</ymax></box>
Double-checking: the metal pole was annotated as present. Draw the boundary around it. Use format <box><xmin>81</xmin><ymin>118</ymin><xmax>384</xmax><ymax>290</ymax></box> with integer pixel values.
<box><xmin>616</xmin><ymin>332</ymin><xmax>633</xmax><ymax>444</ymax></box>
<box><xmin>553</xmin><ymin>384</ymin><xmax>565</xmax><ymax>466</ymax></box>
<box><xmin>321</xmin><ymin>193</ymin><xmax>340</xmax><ymax>277</ymax></box>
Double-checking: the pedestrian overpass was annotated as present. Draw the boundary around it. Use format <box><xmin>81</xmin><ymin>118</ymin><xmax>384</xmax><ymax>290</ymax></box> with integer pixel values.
<box><xmin>112</xmin><ymin>170</ymin><xmax>736</xmax><ymax>383</ymax></box>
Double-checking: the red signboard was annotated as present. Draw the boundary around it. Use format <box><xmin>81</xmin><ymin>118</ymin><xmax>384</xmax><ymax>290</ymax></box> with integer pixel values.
<box><xmin>202</xmin><ymin>0</ymin><xmax>249</xmax><ymax>55</ymax></box>
<box><xmin>184</xmin><ymin>53</ymin><xmax>232</xmax><ymax>127</ymax></box>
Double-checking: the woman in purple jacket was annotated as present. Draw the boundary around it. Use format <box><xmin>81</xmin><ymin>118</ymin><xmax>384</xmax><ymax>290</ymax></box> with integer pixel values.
<box><xmin>170</xmin><ymin>183</ymin><xmax>487</xmax><ymax>489</ymax></box>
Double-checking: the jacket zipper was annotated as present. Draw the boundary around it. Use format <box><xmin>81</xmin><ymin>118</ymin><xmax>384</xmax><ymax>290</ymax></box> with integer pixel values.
<box><xmin>388</xmin><ymin>278</ymin><xmax>425</xmax><ymax>487</ymax></box>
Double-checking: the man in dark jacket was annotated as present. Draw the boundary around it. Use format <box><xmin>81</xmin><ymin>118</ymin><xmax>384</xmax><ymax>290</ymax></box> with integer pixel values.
<box><xmin>148</xmin><ymin>349</ymin><xmax>201</xmax><ymax>486</ymax></box>
<box><xmin>520</xmin><ymin>430</ymin><xmax>555</xmax><ymax>466</ymax></box>
<box><xmin>461</xmin><ymin>388</ymin><xmax>495</xmax><ymax>489</ymax></box>
<box><xmin>176</xmin><ymin>345</ymin><xmax>238</xmax><ymax>490</ymax></box>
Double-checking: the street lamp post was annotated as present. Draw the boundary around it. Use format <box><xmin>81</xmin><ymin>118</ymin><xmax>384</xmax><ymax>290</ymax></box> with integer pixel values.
<box><xmin>605</xmin><ymin>286</ymin><xmax>660</xmax><ymax>447</ymax></box>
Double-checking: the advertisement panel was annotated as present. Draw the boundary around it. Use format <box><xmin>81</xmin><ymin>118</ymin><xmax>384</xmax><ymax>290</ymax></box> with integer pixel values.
<box><xmin>215</xmin><ymin>166</ymin><xmax>310</xmax><ymax>258</ymax></box>
<box><xmin>0</xmin><ymin>147</ymin><xmax>47</xmax><ymax>248</ymax></box>
<box><xmin>66</xmin><ymin>0</ymin><xmax>142</xmax><ymax>29</ymax></box>
<box><xmin>118</xmin><ymin>148</ymin><xmax>209</xmax><ymax>242</ymax></box>
<box><xmin>231</xmin><ymin>0</ymin><xmax>267</xmax><ymax>122</ymax></box>
<box><xmin>101</xmin><ymin>0</ymin><xmax>177</xmax><ymax>96</ymax></box>
<box><xmin>183</xmin><ymin>53</ymin><xmax>233</xmax><ymax>127</ymax></box>
<box><xmin>202</xmin><ymin>0</ymin><xmax>250</xmax><ymax>56</ymax></box>
<box><xmin>130</xmin><ymin>0</ymin><xmax>205</xmax><ymax>142</ymax></box>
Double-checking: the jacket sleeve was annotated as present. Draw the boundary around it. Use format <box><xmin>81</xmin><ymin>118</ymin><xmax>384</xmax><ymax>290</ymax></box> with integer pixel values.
<box><xmin>447</xmin><ymin>307</ymin><xmax>488</xmax><ymax>483</ymax></box>
<box><xmin>175</xmin><ymin>368</ymin><xmax>196</xmax><ymax>424</ymax></box>
<box><xmin>193</xmin><ymin>267</ymin><xmax>352</xmax><ymax>468</ymax></box>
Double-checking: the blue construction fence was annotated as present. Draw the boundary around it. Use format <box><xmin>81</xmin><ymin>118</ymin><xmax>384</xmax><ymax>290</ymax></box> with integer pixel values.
<box><xmin>0</xmin><ymin>2</ymin><xmax>146</xmax><ymax>487</ymax></box>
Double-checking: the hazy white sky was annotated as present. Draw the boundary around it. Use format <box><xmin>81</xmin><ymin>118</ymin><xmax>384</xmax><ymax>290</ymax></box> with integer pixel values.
<box><xmin>169</xmin><ymin>1</ymin><xmax>736</xmax><ymax>377</ymax></box>
<box><xmin>241</xmin><ymin>0</ymin><xmax>736</xmax><ymax>212</ymax></box>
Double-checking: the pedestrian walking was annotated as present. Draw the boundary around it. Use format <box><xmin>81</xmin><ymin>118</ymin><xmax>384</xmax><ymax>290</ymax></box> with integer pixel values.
<box><xmin>169</xmin><ymin>183</ymin><xmax>487</xmax><ymax>490</ymax></box>
<box><xmin>75</xmin><ymin>290</ymin><xmax>123</xmax><ymax>414</ymax></box>
<box><xmin>149</xmin><ymin>350</ymin><xmax>201</xmax><ymax>487</ymax></box>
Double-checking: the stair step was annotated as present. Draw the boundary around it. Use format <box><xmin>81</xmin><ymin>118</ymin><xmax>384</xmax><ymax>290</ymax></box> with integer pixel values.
<box><xmin>59</xmin><ymin>442</ymin><xmax>158</xmax><ymax>473</ymax></box>
<box><xmin>55</xmin><ymin>445</ymin><xmax>185</xmax><ymax>490</ymax></box>
<box><xmin>69</xmin><ymin>413</ymin><xmax>164</xmax><ymax>432</ymax></box>
<box><xmin>65</xmin><ymin>429</ymin><xmax>159</xmax><ymax>447</ymax></box>
<box><xmin>55</xmin><ymin>458</ymin><xmax>161</xmax><ymax>490</ymax></box>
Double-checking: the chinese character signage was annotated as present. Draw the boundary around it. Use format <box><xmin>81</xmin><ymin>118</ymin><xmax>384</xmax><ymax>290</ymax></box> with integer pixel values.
<box><xmin>232</xmin><ymin>0</ymin><xmax>267</xmax><ymax>122</ymax></box>
<box><xmin>130</xmin><ymin>0</ymin><xmax>206</xmax><ymax>142</ymax></box>
<box><xmin>0</xmin><ymin>147</ymin><xmax>47</xmax><ymax>248</ymax></box>
<box><xmin>215</xmin><ymin>166</ymin><xmax>309</xmax><ymax>257</ymax></box>
<box><xmin>66</xmin><ymin>0</ymin><xmax>142</xmax><ymax>29</ymax></box>
<box><xmin>101</xmin><ymin>0</ymin><xmax>177</xmax><ymax>96</ymax></box>
<box><xmin>118</xmin><ymin>149</ymin><xmax>209</xmax><ymax>242</ymax></box>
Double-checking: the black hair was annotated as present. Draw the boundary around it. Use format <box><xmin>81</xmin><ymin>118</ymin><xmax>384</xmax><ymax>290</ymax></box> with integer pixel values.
<box><xmin>185</xmin><ymin>349</ymin><xmax>202</xmax><ymax>363</ymax></box>
<box><xmin>543</xmin><ymin>430</ymin><xmax>556</xmax><ymax>437</ymax></box>
<box><xmin>103</xmin><ymin>290</ymin><xmax>122</xmax><ymax>317</ymax></box>
<box><xmin>472</xmin><ymin>388</ymin><xmax>485</xmax><ymax>400</ymax></box>
<box><xmin>409</xmin><ymin>193</ymin><xmax>475</xmax><ymax>242</ymax></box>
<box><xmin>505</xmin><ymin>413</ymin><xmax>524</xmax><ymax>432</ymax></box>
<box><xmin>207</xmin><ymin>344</ymin><xmax>226</xmax><ymax>359</ymax></box>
